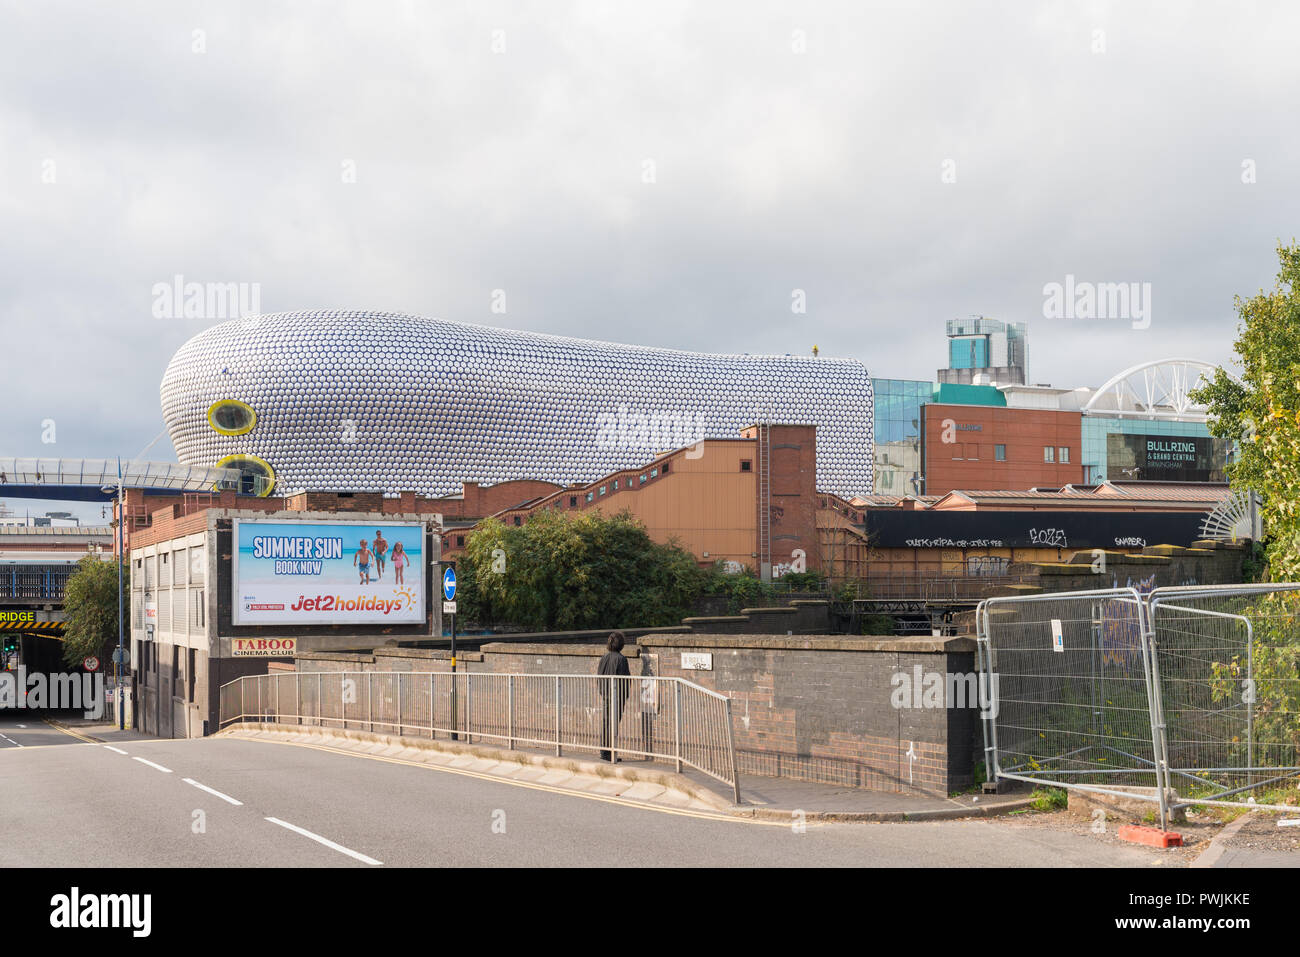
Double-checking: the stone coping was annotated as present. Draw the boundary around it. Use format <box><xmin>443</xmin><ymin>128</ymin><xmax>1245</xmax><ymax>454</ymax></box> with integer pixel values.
<box><xmin>637</xmin><ymin>633</ymin><xmax>977</xmax><ymax>653</ymax></box>
<box><xmin>304</xmin><ymin>635</ymin><xmax>977</xmax><ymax>656</ymax></box>
<box><xmin>477</xmin><ymin>642</ymin><xmax>641</xmax><ymax>657</ymax></box>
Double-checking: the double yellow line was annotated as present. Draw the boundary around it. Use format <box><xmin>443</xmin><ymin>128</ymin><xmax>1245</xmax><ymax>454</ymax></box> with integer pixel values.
<box><xmin>42</xmin><ymin>720</ymin><xmax>100</xmax><ymax>744</ymax></box>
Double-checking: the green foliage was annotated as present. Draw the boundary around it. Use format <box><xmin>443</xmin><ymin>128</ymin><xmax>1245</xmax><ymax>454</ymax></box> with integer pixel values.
<box><xmin>858</xmin><ymin>613</ymin><xmax>897</xmax><ymax>635</ymax></box>
<box><xmin>699</xmin><ymin>563</ymin><xmax>773</xmax><ymax>614</ymax></box>
<box><xmin>61</xmin><ymin>556</ymin><xmax>126</xmax><ymax>667</ymax></box>
<box><xmin>1027</xmin><ymin>786</ymin><xmax>1068</xmax><ymax>812</ymax></box>
<box><xmin>458</xmin><ymin>509</ymin><xmax>705</xmax><ymax>631</ymax></box>
<box><xmin>774</xmin><ymin>570</ymin><xmax>826</xmax><ymax>591</ymax></box>
<box><xmin>1190</xmin><ymin>242</ymin><xmax>1300</xmax><ymax>578</ymax></box>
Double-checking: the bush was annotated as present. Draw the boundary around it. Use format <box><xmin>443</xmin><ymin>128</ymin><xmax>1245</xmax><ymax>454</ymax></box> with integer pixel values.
<box><xmin>458</xmin><ymin>510</ymin><xmax>704</xmax><ymax>631</ymax></box>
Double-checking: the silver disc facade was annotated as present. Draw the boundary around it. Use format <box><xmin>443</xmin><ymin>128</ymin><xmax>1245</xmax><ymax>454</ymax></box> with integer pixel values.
<box><xmin>160</xmin><ymin>310</ymin><xmax>875</xmax><ymax>498</ymax></box>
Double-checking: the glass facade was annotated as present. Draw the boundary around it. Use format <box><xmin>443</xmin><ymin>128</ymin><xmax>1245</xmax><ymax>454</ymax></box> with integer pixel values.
<box><xmin>949</xmin><ymin>337</ymin><xmax>988</xmax><ymax>370</ymax></box>
<box><xmin>1081</xmin><ymin>416</ymin><xmax>1221</xmax><ymax>483</ymax></box>
<box><xmin>871</xmin><ymin>378</ymin><xmax>933</xmax><ymax>495</ymax></box>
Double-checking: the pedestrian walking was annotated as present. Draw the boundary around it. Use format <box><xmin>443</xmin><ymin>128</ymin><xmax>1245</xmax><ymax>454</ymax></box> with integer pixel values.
<box><xmin>597</xmin><ymin>631</ymin><xmax>631</xmax><ymax>762</ymax></box>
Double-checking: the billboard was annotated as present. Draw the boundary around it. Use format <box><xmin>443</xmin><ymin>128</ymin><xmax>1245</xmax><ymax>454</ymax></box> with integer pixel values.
<box><xmin>1106</xmin><ymin>433</ymin><xmax>1228</xmax><ymax>483</ymax></box>
<box><xmin>232</xmin><ymin>519</ymin><xmax>425</xmax><ymax>626</ymax></box>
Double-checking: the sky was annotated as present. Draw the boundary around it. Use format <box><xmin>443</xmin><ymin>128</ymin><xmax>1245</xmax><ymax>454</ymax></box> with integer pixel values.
<box><xmin>2</xmin><ymin>1</ymin><xmax>1297</xmax><ymax>521</ymax></box>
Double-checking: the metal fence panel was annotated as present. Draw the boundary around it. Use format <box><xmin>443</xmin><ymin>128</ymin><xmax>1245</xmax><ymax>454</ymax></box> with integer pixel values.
<box><xmin>981</xmin><ymin>582</ymin><xmax>1300</xmax><ymax>830</ymax></box>
<box><xmin>1148</xmin><ymin>584</ymin><xmax>1300</xmax><ymax>815</ymax></box>
<box><xmin>217</xmin><ymin>670</ymin><xmax>740</xmax><ymax>802</ymax></box>
<box><xmin>978</xmin><ymin>588</ymin><xmax>1165</xmax><ymax>803</ymax></box>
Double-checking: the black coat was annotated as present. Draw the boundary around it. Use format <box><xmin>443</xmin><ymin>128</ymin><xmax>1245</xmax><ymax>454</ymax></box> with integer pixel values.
<box><xmin>596</xmin><ymin>651</ymin><xmax>631</xmax><ymax>704</ymax></box>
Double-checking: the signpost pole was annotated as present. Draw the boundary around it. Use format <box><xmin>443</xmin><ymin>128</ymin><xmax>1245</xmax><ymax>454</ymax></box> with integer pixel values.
<box><xmin>442</xmin><ymin>562</ymin><xmax>458</xmax><ymax>740</ymax></box>
<box><xmin>116</xmin><ymin>458</ymin><xmax>125</xmax><ymax>731</ymax></box>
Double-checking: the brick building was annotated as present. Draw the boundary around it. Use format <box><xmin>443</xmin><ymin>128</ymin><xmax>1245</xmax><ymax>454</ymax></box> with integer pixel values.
<box><xmin>921</xmin><ymin>404</ymin><xmax>1083</xmax><ymax>494</ymax></box>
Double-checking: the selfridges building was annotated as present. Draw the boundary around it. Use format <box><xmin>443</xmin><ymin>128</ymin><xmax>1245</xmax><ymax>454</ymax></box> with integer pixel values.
<box><xmin>161</xmin><ymin>311</ymin><xmax>875</xmax><ymax>498</ymax></box>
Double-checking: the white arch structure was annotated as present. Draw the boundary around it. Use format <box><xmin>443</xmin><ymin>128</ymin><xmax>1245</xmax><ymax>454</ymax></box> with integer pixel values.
<box><xmin>1082</xmin><ymin>358</ymin><xmax>1234</xmax><ymax>421</ymax></box>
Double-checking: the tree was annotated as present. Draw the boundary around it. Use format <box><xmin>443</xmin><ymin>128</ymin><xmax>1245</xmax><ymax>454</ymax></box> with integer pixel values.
<box><xmin>1191</xmin><ymin>242</ymin><xmax>1300</xmax><ymax>578</ymax></box>
<box><xmin>61</xmin><ymin>555</ymin><xmax>126</xmax><ymax>668</ymax></box>
<box><xmin>457</xmin><ymin>509</ymin><xmax>704</xmax><ymax>630</ymax></box>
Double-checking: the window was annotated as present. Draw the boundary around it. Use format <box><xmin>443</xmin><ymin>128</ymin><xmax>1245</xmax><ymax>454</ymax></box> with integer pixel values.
<box><xmin>650</xmin><ymin>468</ymin><xmax>659</xmax><ymax>478</ymax></box>
<box><xmin>661</xmin><ymin>462</ymin><xmax>670</xmax><ymax>473</ymax></box>
<box><xmin>1043</xmin><ymin>446</ymin><xmax>1055</xmax><ymax>463</ymax></box>
<box><xmin>612</xmin><ymin>479</ymin><xmax>619</xmax><ymax>490</ymax></box>
<box><xmin>569</xmin><ymin>496</ymin><xmax>577</xmax><ymax>507</ymax></box>
<box><xmin>638</xmin><ymin>474</ymin><xmax>647</xmax><ymax>485</ymax></box>
<box><xmin>1058</xmin><ymin>446</ymin><xmax>1070</xmax><ymax>463</ymax></box>
<box><xmin>214</xmin><ymin>452</ymin><xmax>276</xmax><ymax>497</ymax></box>
<box><xmin>206</xmin><ymin>398</ymin><xmax>257</xmax><ymax>436</ymax></box>
<box><xmin>586</xmin><ymin>491</ymin><xmax>594</xmax><ymax>502</ymax></box>
<box><xmin>995</xmin><ymin>444</ymin><xmax>1006</xmax><ymax>461</ymax></box>
<box><xmin>740</xmin><ymin>460</ymin><xmax>752</xmax><ymax>472</ymax></box>
<box><xmin>456</xmin><ymin>535</ymin><xmax>465</xmax><ymax>547</ymax></box>
<box><xmin>599</xmin><ymin>485</ymin><xmax>607</xmax><ymax>496</ymax></box>
<box><xmin>513</xmin><ymin>516</ymin><xmax>521</xmax><ymax>526</ymax></box>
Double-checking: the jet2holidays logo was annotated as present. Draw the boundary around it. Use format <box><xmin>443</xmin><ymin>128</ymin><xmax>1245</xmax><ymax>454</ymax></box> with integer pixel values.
<box><xmin>234</xmin><ymin>521</ymin><xmax>423</xmax><ymax>625</ymax></box>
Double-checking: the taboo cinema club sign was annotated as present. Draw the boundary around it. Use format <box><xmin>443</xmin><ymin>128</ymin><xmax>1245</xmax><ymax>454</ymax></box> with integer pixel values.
<box><xmin>231</xmin><ymin>637</ymin><xmax>297</xmax><ymax>657</ymax></box>
<box><xmin>231</xmin><ymin>519</ymin><xmax>425</xmax><ymax>626</ymax></box>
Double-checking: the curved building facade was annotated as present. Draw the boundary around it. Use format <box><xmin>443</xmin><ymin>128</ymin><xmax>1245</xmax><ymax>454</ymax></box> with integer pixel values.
<box><xmin>161</xmin><ymin>311</ymin><xmax>874</xmax><ymax>498</ymax></box>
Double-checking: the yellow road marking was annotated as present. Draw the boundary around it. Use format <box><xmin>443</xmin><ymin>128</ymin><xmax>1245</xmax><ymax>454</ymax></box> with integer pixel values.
<box><xmin>228</xmin><ymin>734</ymin><xmax>801</xmax><ymax>828</ymax></box>
<box><xmin>42</xmin><ymin>720</ymin><xmax>100</xmax><ymax>744</ymax></box>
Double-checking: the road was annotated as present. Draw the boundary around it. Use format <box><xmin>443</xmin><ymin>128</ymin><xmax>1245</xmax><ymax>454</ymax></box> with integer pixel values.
<box><xmin>0</xmin><ymin>729</ymin><xmax>1182</xmax><ymax>867</ymax></box>
<box><xmin>0</xmin><ymin>713</ymin><xmax>92</xmax><ymax>749</ymax></box>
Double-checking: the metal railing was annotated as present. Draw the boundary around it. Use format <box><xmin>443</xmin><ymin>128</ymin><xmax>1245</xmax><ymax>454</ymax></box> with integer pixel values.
<box><xmin>0</xmin><ymin>564</ymin><xmax>77</xmax><ymax>600</ymax></box>
<box><xmin>219</xmin><ymin>671</ymin><xmax>741</xmax><ymax>804</ymax></box>
<box><xmin>978</xmin><ymin>583</ymin><xmax>1300</xmax><ymax>831</ymax></box>
<box><xmin>851</xmin><ymin>574</ymin><xmax>1034</xmax><ymax>602</ymax></box>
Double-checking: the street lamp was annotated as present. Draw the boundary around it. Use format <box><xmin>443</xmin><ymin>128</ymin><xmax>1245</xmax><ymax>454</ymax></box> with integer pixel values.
<box><xmin>100</xmin><ymin>456</ymin><xmax>125</xmax><ymax>731</ymax></box>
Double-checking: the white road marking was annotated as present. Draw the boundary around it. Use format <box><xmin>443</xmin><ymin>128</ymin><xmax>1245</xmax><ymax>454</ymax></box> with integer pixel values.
<box><xmin>104</xmin><ymin>746</ymin><xmax>129</xmax><ymax>755</ymax></box>
<box><xmin>132</xmin><ymin>757</ymin><xmax>172</xmax><ymax>773</ymax></box>
<box><xmin>16</xmin><ymin>724</ymin><xmax>26</xmax><ymax>728</ymax></box>
<box><xmin>264</xmin><ymin>817</ymin><xmax>382</xmax><ymax>865</ymax></box>
<box><xmin>0</xmin><ymin>734</ymin><xmax>23</xmax><ymax>748</ymax></box>
<box><xmin>183</xmin><ymin>778</ymin><xmax>243</xmax><ymax>805</ymax></box>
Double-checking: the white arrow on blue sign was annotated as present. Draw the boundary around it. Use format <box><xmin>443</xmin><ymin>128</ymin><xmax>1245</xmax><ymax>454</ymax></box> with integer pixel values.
<box><xmin>442</xmin><ymin>566</ymin><xmax>457</xmax><ymax>602</ymax></box>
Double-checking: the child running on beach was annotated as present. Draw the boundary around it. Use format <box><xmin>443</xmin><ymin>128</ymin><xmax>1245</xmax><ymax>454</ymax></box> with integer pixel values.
<box><xmin>390</xmin><ymin>541</ymin><xmax>408</xmax><ymax>585</ymax></box>
<box><xmin>354</xmin><ymin>539</ymin><xmax>373</xmax><ymax>584</ymax></box>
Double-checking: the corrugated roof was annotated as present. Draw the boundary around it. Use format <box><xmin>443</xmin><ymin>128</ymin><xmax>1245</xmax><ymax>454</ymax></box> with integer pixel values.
<box><xmin>0</xmin><ymin>525</ymin><xmax>114</xmax><ymax>535</ymax></box>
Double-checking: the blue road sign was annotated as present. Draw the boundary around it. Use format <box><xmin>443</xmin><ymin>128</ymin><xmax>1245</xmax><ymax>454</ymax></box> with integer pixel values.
<box><xmin>442</xmin><ymin>566</ymin><xmax>457</xmax><ymax>602</ymax></box>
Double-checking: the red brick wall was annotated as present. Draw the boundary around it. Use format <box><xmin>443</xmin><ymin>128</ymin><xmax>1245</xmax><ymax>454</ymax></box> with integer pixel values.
<box><xmin>924</xmin><ymin>404</ymin><xmax>1083</xmax><ymax>494</ymax></box>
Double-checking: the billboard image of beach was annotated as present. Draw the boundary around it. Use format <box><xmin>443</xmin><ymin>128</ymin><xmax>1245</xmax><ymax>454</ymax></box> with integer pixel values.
<box><xmin>232</xmin><ymin>519</ymin><xmax>425</xmax><ymax>626</ymax></box>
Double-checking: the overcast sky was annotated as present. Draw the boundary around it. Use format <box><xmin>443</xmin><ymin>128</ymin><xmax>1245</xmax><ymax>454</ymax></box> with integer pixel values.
<box><xmin>2</xmin><ymin>1</ymin><xmax>1297</xmax><ymax>519</ymax></box>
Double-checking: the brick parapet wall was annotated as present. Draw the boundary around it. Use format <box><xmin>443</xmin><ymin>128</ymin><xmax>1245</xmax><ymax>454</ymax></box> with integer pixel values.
<box><xmin>294</xmin><ymin>633</ymin><xmax>978</xmax><ymax>796</ymax></box>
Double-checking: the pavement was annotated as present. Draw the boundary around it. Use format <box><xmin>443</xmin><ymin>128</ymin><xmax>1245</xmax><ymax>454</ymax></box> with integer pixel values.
<box><xmin>0</xmin><ymin>723</ymin><xmax>1180</xmax><ymax>867</ymax></box>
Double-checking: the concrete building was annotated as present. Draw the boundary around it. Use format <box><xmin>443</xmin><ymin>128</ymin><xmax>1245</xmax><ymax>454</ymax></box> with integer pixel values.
<box><xmin>128</xmin><ymin>498</ymin><xmax>442</xmax><ymax>738</ymax></box>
